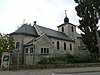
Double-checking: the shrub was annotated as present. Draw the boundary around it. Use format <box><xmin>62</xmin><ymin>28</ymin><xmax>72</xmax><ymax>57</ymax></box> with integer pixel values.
<box><xmin>38</xmin><ymin>53</ymin><xmax>100</xmax><ymax>64</ymax></box>
<box><xmin>38</xmin><ymin>57</ymin><xmax>50</xmax><ymax>64</ymax></box>
<box><xmin>73</xmin><ymin>54</ymin><xmax>92</xmax><ymax>63</ymax></box>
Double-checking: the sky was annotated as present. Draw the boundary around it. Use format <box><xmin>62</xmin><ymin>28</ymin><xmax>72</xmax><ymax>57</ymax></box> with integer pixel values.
<box><xmin>0</xmin><ymin>0</ymin><xmax>80</xmax><ymax>34</ymax></box>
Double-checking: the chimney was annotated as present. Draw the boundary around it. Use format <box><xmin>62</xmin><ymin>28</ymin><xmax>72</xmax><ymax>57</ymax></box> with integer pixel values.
<box><xmin>34</xmin><ymin>21</ymin><xmax>37</xmax><ymax>25</ymax></box>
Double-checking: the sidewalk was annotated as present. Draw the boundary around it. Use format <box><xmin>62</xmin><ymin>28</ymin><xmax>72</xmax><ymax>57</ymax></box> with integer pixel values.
<box><xmin>46</xmin><ymin>67</ymin><xmax>100</xmax><ymax>74</ymax></box>
<box><xmin>0</xmin><ymin>67</ymin><xmax>100</xmax><ymax>75</ymax></box>
<box><xmin>31</xmin><ymin>67</ymin><xmax>100</xmax><ymax>74</ymax></box>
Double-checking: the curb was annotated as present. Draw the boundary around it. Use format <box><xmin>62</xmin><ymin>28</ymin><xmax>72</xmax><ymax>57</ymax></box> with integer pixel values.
<box><xmin>50</xmin><ymin>67</ymin><xmax>100</xmax><ymax>74</ymax></box>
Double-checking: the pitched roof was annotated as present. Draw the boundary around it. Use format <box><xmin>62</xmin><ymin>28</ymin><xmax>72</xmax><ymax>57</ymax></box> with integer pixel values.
<box><xmin>10</xmin><ymin>24</ymin><xmax>38</xmax><ymax>36</ymax></box>
<box><xmin>10</xmin><ymin>24</ymin><xmax>74</xmax><ymax>41</ymax></box>
<box><xmin>58</xmin><ymin>22</ymin><xmax>76</xmax><ymax>27</ymax></box>
<box><xmin>37</xmin><ymin>25</ymin><xmax>73</xmax><ymax>41</ymax></box>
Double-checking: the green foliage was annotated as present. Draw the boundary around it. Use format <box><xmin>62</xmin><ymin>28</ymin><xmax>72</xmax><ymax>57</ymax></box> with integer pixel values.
<box><xmin>49</xmin><ymin>56</ymin><xmax>67</xmax><ymax>64</ymax></box>
<box><xmin>74</xmin><ymin>54</ymin><xmax>91</xmax><ymax>63</ymax></box>
<box><xmin>38</xmin><ymin>53</ymin><xmax>100</xmax><ymax>64</ymax></box>
<box><xmin>0</xmin><ymin>33</ymin><xmax>14</xmax><ymax>56</ymax></box>
<box><xmin>38</xmin><ymin>57</ymin><xmax>50</xmax><ymax>64</ymax></box>
<box><xmin>74</xmin><ymin>0</ymin><xmax>100</xmax><ymax>54</ymax></box>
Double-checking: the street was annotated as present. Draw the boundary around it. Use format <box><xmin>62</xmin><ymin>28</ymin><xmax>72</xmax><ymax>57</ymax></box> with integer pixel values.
<box><xmin>53</xmin><ymin>72</ymin><xmax>100</xmax><ymax>75</ymax></box>
<box><xmin>1</xmin><ymin>67</ymin><xmax>100</xmax><ymax>75</ymax></box>
<box><xmin>0</xmin><ymin>71</ymin><xmax>100</xmax><ymax>75</ymax></box>
<box><xmin>76</xmin><ymin>72</ymin><xmax>100</xmax><ymax>75</ymax></box>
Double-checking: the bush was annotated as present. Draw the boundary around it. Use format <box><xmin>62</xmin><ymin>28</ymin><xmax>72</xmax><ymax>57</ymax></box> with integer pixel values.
<box><xmin>73</xmin><ymin>54</ymin><xmax>92</xmax><ymax>63</ymax></box>
<box><xmin>38</xmin><ymin>57</ymin><xmax>50</xmax><ymax>64</ymax></box>
<box><xmin>38</xmin><ymin>53</ymin><xmax>100</xmax><ymax>64</ymax></box>
<box><xmin>50</xmin><ymin>56</ymin><xmax>67</xmax><ymax>64</ymax></box>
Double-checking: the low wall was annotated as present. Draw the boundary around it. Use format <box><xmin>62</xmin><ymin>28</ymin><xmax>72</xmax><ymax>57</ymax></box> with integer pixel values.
<box><xmin>8</xmin><ymin>63</ymin><xmax>100</xmax><ymax>70</ymax></box>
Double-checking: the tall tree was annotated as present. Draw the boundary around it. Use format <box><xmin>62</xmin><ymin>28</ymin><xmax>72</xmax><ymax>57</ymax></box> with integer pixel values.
<box><xmin>0</xmin><ymin>33</ymin><xmax>14</xmax><ymax>57</ymax></box>
<box><xmin>74</xmin><ymin>0</ymin><xmax>100</xmax><ymax>54</ymax></box>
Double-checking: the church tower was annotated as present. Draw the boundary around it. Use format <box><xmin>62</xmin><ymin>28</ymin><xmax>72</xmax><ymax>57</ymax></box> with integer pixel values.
<box><xmin>58</xmin><ymin>10</ymin><xmax>76</xmax><ymax>40</ymax></box>
<box><xmin>58</xmin><ymin>10</ymin><xmax>78</xmax><ymax>53</ymax></box>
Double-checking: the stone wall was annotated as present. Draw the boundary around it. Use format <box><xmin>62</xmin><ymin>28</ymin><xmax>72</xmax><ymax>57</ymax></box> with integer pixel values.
<box><xmin>9</xmin><ymin>63</ymin><xmax>100</xmax><ymax>70</ymax></box>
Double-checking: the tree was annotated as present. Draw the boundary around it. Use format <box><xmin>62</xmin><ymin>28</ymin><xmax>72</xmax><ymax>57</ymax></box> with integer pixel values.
<box><xmin>74</xmin><ymin>0</ymin><xmax>100</xmax><ymax>54</ymax></box>
<box><xmin>0</xmin><ymin>33</ymin><xmax>14</xmax><ymax>57</ymax></box>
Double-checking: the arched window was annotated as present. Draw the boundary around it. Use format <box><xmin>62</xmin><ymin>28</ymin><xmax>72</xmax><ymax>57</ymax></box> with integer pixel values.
<box><xmin>62</xmin><ymin>27</ymin><xmax>64</xmax><ymax>32</ymax></box>
<box><xmin>57</xmin><ymin>41</ymin><xmax>59</xmax><ymax>50</ymax></box>
<box><xmin>72</xmin><ymin>27</ymin><xmax>74</xmax><ymax>32</ymax></box>
<box><xmin>64</xmin><ymin>42</ymin><xmax>66</xmax><ymax>50</ymax></box>
<box><xmin>70</xmin><ymin>43</ymin><xmax>72</xmax><ymax>50</ymax></box>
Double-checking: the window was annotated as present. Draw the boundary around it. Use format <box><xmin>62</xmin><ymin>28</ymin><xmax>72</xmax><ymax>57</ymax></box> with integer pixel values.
<box><xmin>15</xmin><ymin>41</ymin><xmax>21</xmax><ymax>49</ymax></box>
<box><xmin>30</xmin><ymin>47</ymin><xmax>33</xmax><ymax>53</ymax></box>
<box><xmin>25</xmin><ymin>48</ymin><xmax>28</xmax><ymax>53</ymax></box>
<box><xmin>44</xmin><ymin>48</ymin><xmax>46</xmax><ymax>54</ymax></box>
<box><xmin>47</xmin><ymin>48</ymin><xmax>49</xmax><ymax>53</ymax></box>
<box><xmin>62</xmin><ymin>27</ymin><xmax>64</xmax><ymax>32</ymax></box>
<box><xmin>52</xmin><ymin>42</ymin><xmax>54</xmax><ymax>44</ymax></box>
<box><xmin>41</xmin><ymin>48</ymin><xmax>43</xmax><ymax>53</ymax></box>
<box><xmin>70</xmin><ymin>43</ymin><xmax>72</xmax><ymax>51</ymax></box>
<box><xmin>57</xmin><ymin>41</ymin><xmax>59</xmax><ymax>50</ymax></box>
<box><xmin>72</xmin><ymin>27</ymin><xmax>74</xmax><ymax>32</ymax></box>
<box><xmin>41</xmin><ymin>48</ymin><xmax>49</xmax><ymax>54</ymax></box>
<box><xmin>64</xmin><ymin>42</ymin><xmax>66</xmax><ymax>50</ymax></box>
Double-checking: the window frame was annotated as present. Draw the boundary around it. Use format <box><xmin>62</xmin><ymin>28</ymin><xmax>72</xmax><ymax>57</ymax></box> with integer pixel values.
<box><xmin>57</xmin><ymin>41</ymin><xmax>59</xmax><ymax>50</ymax></box>
<box><xmin>15</xmin><ymin>41</ymin><xmax>21</xmax><ymax>50</ymax></box>
<box><xmin>70</xmin><ymin>43</ymin><xmax>72</xmax><ymax>51</ymax></box>
<box><xmin>25</xmin><ymin>48</ymin><xmax>28</xmax><ymax>54</ymax></box>
<box><xmin>62</xmin><ymin>27</ymin><xmax>64</xmax><ymax>32</ymax></box>
<box><xmin>41</xmin><ymin>48</ymin><xmax>49</xmax><ymax>54</ymax></box>
<box><xmin>64</xmin><ymin>42</ymin><xmax>66</xmax><ymax>50</ymax></box>
<box><xmin>41</xmin><ymin>48</ymin><xmax>44</xmax><ymax>54</ymax></box>
<box><xmin>30</xmin><ymin>47</ymin><xmax>33</xmax><ymax>53</ymax></box>
<box><xmin>47</xmin><ymin>48</ymin><xmax>49</xmax><ymax>54</ymax></box>
<box><xmin>44</xmin><ymin>48</ymin><xmax>46</xmax><ymax>54</ymax></box>
<box><xmin>71</xmin><ymin>26</ymin><xmax>74</xmax><ymax>32</ymax></box>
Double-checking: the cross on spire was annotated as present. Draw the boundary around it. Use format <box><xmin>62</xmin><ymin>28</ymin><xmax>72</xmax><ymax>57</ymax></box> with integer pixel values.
<box><xmin>65</xmin><ymin>10</ymin><xmax>67</xmax><ymax>17</ymax></box>
<box><xmin>64</xmin><ymin>10</ymin><xmax>69</xmax><ymax>23</ymax></box>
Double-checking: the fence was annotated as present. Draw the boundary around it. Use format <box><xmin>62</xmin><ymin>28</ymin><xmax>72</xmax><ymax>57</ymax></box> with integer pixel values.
<box><xmin>7</xmin><ymin>63</ymin><xmax>100</xmax><ymax>70</ymax></box>
<box><xmin>1</xmin><ymin>53</ymin><xmax>100</xmax><ymax>70</ymax></box>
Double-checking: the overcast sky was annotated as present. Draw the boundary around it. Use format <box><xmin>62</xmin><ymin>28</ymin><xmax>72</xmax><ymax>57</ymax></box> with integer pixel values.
<box><xmin>0</xmin><ymin>0</ymin><xmax>80</xmax><ymax>34</ymax></box>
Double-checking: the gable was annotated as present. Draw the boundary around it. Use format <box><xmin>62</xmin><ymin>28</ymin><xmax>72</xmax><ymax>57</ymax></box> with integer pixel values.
<box><xmin>25</xmin><ymin>40</ymin><xmax>33</xmax><ymax>46</ymax></box>
<box><xmin>35</xmin><ymin>34</ymin><xmax>54</xmax><ymax>48</ymax></box>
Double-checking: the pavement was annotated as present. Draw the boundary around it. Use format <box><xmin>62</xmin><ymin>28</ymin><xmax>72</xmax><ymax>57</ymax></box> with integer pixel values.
<box><xmin>0</xmin><ymin>67</ymin><xmax>100</xmax><ymax>75</ymax></box>
<box><xmin>50</xmin><ymin>67</ymin><xmax>100</xmax><ymax>74</ymax></box>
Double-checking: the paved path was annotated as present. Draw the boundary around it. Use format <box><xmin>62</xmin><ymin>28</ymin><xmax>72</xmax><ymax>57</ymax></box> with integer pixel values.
<box><xmin>76</xmin><ymin>72</ymin><xmax>100</xmax><ymax>75</ymax></box>
<box><xmin>0</xmin><ymin>67</ymin><xmax>100</xmax><ymax>75</ymax></box>
<box><xmin>53</xmin><ymin>72</ymin><xmax>100</xmax><ymax>75</ymax></box>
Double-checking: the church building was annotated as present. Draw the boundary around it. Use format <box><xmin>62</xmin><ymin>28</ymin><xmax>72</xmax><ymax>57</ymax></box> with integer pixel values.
<box><xmin>10</xmin><ymin>13</ymin><xmax>86</xmax><ymax>65</ymax></box>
